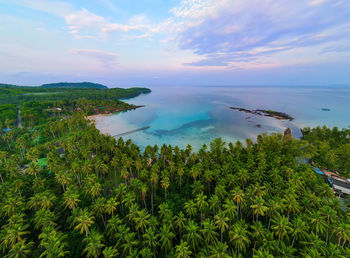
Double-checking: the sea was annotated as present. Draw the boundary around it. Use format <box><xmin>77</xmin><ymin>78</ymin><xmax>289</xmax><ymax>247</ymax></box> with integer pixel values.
<box><xmin>93</xmin><ymin>86</ymin><xmax>350</xmax><ymax>150</ymax></box>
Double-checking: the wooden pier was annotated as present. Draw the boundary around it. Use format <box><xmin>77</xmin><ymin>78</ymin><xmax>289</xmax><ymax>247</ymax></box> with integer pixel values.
<box><xmin>113</xmin><ymin>126</ymin><xmax>150</xmax><ymax>137</ymax></box>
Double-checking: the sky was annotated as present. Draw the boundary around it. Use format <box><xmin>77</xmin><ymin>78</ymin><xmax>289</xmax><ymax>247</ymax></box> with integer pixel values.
<box><xmin>0</xmin><ymin>0</ymin><xmax>350</xmax><ymax>87</ymax></box>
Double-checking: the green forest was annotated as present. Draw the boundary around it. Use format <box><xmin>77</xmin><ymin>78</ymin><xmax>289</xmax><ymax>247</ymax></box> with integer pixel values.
<box><xmin>0</xmin><ymin>83</ymin><xmax>150</xmax><ymax>128</ymax></box>
<box><xmin>0</xmin><ymin>86</ymin><xmax>350</xmax><ymax>257</ymax></box>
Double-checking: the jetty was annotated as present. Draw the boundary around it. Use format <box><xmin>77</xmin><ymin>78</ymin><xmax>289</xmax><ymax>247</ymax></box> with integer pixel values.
<box><xmin>113</xmin><ymin>126</ymin><xmax>150</xmax><ymax>137</ymax></box>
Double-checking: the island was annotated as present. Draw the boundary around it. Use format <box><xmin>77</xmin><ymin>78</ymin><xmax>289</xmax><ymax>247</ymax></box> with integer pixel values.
<box><xmin>230</xmin><ymin>107</ymin><xmax>294</xmax><ymax>121</ymax></box>
<box><xmin>0</xmin><ymin>82</ymin><xmax>349</xmax><ymax>258</ymax></box>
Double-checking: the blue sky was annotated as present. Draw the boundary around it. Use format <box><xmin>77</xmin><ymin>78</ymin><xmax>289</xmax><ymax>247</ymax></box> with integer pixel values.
<box><xmin>0</xmin><ymin>0</ymin><xmax>350</xmax><ymax>86</ymax></box>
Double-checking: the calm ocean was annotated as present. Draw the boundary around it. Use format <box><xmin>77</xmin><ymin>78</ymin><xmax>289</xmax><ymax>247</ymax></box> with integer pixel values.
<box><xmin>94</xmin><ymin>86</ymin><xmax>350</xmax><ymax>150</ymax></box>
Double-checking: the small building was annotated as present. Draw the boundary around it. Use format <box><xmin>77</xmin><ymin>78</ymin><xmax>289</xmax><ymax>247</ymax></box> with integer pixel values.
<box><xmin>330</xmin><ymin>178</ymin><xmax>350</xmax><ymax>195</ymax></box>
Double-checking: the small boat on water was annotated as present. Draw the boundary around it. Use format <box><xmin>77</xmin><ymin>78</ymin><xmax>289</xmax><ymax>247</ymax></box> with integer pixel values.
<box><xmin>321</xmin><ymin>108</ymin><xmax>331</xmax><ymax>111</ymax></box>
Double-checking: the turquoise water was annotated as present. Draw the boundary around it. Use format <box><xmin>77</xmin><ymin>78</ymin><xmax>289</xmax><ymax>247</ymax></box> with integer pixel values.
<box><xmin>94</xmin><ymin>86</ymin><xmax>350</xmax><ymax>150</ymax></box>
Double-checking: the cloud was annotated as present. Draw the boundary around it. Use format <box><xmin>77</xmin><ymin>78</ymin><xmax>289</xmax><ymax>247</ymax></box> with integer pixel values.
<box><xmin>65</xmin><ymin>8</ymin><xmax>148</xmax><ymax>38</ymax></box>
<box><xmin>166</xmin><ymin>0</ymin><xmax>350</xmax><ymax>68</ymax></box>
<box><xmin>9</xmin><ymin>1</ymin><xmax>149</xmax><ymax>39</ymax></box>
<box><xmin>71</xmin><ymin>49</ymin><xmax>119</xmax><ymax>69</ymax></box>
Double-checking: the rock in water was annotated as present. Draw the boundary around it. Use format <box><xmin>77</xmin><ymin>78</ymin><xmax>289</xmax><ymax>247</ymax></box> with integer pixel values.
<box><xmin>284</xmin><ymin>128</ymin><xmax>292</xmax><ymax>137</ymax></box>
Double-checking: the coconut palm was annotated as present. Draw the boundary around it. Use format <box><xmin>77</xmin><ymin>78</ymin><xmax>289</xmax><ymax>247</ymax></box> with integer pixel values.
<box><xmin>63</xmin><ymin>188</ymin><xmax>80</xmax><ymax>210</ymax></box>
<box><xmin>121</xmin><ymin>232</ymin><xmax>138</xmax><ymax>256</ymax></box>
<box><xmin>159</xmin><ymin>224</ymin><xmax>175</xmax><ymax>256</ymax></box>
<box><xmin>174</xmin><ymin>212</ymin><xmax>187</xmax><ymax>238</ymax></box>
<box><xmin>229</xmin><ymin>221</ymin><xmax>251</xmax><ymax>254</ymax></box>
<box><xmin>250</xmin><ymin>197</ymin><xmax>268</xmax><ymax>222</ymax></box>
<box><xmin>83</xmin><ymin>229</ymin><xmax>104</xmax><ymax>258</ymax></box>
<box><xmin>4</xmin><ymin>239</ymin><xmax>33</xmax><ymax>258</ymax></box>
<box><xmin>73</xmin><ymin>208</ymin><xmax>95</xmax><ymax>236</ymax></box>
<box><xmin>309</xmin><ymin>211</ymin><xmax>327</xmax><ymax>237</ymax></box>
<box><xmin>160</xmin><ymin>176</ymin><xmax>170</xmax><ymax>200</ymax></box>
<box><xmin>201</xmin><ymin>219</ymin><xmax>219</xmax><ymax>245</ymax></box>
<box><xmin>39</xmin><ymin>228</ymin><xmax>69</xmax><ymax>257</ymax></box>
<box><xmin>134</xmin><ymin>209</ymin><xmax>150</xmax><ymax>234</ymax></box>
<box><xmin>175</xmin><ymin>241</ymin><xmax>192</xmax><ymax>258</ymax></box>
<box><xmin>102</xmin><ymin>246</ymin><xmax>119</xmax><ymax>258</ymax></box>
<box><xmin>208</xmin><ymin>242</ymin><xmax>230</xmax><ymax>258</ymax></box>
<box><xmin>214</xmin><ymin>210</ymin><xmax>229</xmax><ymax>242</ymax></box>
<box><xmin>142</xmin><ymin>227</ymin><xmax>158</xmax><ymax>255</ymax></box>
<box><xmin>106</xmin><ymin>215</ymin><xmax>122</xmax><ymax>238</ymax></box>
<box><xmin>271</xmin><ymin>214</ymin><xmax>292</xmax><ymax>240</ymax></box>
<box><xmin>105</xmin><ymin>197</ymin><xmax>119</xmax><ymax>217</ymax></box>
<box><xmin>291</xmin><ymin>216</ymin><xmax>308</xmax><ymax>247</ymax></box>
<box><xmin>196</xmin><ymin>192</ymin><xmax>208</xmax><ymax>223</ymax></box>
<box><xmin>184</xmin><ymin>200</ymin><xmax>197</xmax><ymax>219</ymax></box>
<box><xmin>232</xmin><ymin>188</ymin><xmax>244</xmax><ymax>219</ymax></box>
<box><xmin>183</xmin><ymin>220</ymin><xmax>202</xmax><ymax>251</ymax></box>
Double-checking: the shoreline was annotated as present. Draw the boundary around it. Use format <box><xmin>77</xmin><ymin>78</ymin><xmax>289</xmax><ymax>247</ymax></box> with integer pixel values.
<box><xmin>87</xmin><ymin>105</ymin><xmax>145</xmax><ymax>122</ymax></box>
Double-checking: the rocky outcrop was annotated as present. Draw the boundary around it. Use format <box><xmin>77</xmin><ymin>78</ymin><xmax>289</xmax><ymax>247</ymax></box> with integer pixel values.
<box><xmin>230</xmin><ymin>107</ymin><xmax>294</xmax><ymax>121</ymax></box>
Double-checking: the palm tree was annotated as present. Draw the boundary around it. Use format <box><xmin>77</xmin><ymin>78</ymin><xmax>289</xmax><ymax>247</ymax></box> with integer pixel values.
<box><xmin>121</xmin><ymin>232</ymin><xmax>138</xmax><ymax>256</ymax></box>
<box><xmin>229</xmin><ymin>221</ymin><xmax>251</xmax><ymax>254</ymax></box>
<box><xmin>102</xmin><ymin>246</ymin><xmax>119</xmax><ymax>258</ymax></box>
<box><xmin>4</xmin><ymin>239</ymin><xmax>33</xmax><ymax>258</ymax></box>
<box><xmin>92</xmin><ymin>197</ymin><xmax>107</xmax><ymax>227</ymax></box>
<box><xmin>290</xmin><ymin>216</ymin><xmax>308</xmax><ymax>247</ymax></box>
<box><xmin>121</xmin><ymin>166</ymin><xmax>129</xmax><ymax>184</ymax></box>
<box><xmin>63</xmin><ymin>188</ymin><xmax>80</xmax><ymax>210</ymax></box>
<box><xmin>250</xmin><ymin>221</ymin><xmax>267</xmax><ymax>250</ymax></box>
<box><xmin>150</xmin><ymin>170</ymin><xmax>158</xmax><ymax>214</ymax></box>
<box><xmin>208</xmin><ymin>195</ymin><xmax>220</xmax><ymax>215</ymax></box>
<box><xmin>142</xmin><ymin>227</ymin><xmax>158</xmax><ymax>255</ymax></box>
<box><xmin>32</xmin><ymin>209</ymin><xmax>57</xmax><ymax>230</ymax></box>
<box><xmin>201</xmin><ymin>219</ymin><xmax>219</xmax><ymax>245</ymax></box>
<box><xmin>160</xmin><ymin>176</ymin><xmax>170</xmax><ymax>200</ymax></box>
<box><xmin>232</xmin><ymin>187</ymin><xmax>244</xmax><ymax>219</ymax></box>
<box><xmin>105</xmin><ymin>197</ymin><xmax>119</xmax><ymax>217</ymax></box>
<box><xmin>250</xmin><ymin>197</ymin><xmax>268</xmax><ymax>222</ymax></box>
<box><xmin>309</xmin><ymin>211</ymin><xmax>327</xmax><ymax>237</ymax></box>
<box><xmin>174</xmin><ymin>212</ymin><xmax>187</xmax><ymax>238</ymax></box>
<box><xmin>204</xmin><ymin>170</ymin><xmax>214</xmax><ymax>194</ymax></box>
<box><xmin>184</xmin><ymin>220</ymin><xmax>202</xmax><ymax>251</ymax></box>
<box><xmin>177</xmin><ymin>167</ymin><xmax>184</xmax><ymax>191</ymax></box>
<box><xmin>159</xmin><ymin>224</ymin><xmax>175</xmax><ymax>256</ymax></box>
<box><xmin>39</xmin><ymin>228</ymin><xmax>69</xmax><ymax>257</ymax></box>
<box><xmin>321</xmin><ymin>205</ymin><xmax>337</xmax><ymax>243</ymax></box>
<box><xmin>2</xmin><ymin>195</ymin><xmax>24</xmax><ymax>217</ymax></box>
<box><xmin>106</xmin><ymin>215</ymin><xmax>122</xmax><ymax>238</ymax></box>
<box><xmin>0</xmin><ymin>222</ymin><xmax>30</xmax><ymax>252</ymax></box>
<box><xmin>184</xmin><ymin>199</ymin><xmax>197</xmax><ymax>219</ymax></box>
<box><xmin>134</xmin><ymin>209</ymin><xmax>150</xmax><ymax>234</ymax></box>
<box><xmin>73</xmin><ymin>208</ymin><xmax>95</xmax><ymax>236</ymax></box>
<box><xmin>282</xmin><ymin>194</ymin><xmax>300</xmax><ymax>220</ymax></box>
<box><xmin>333</xmin><ymin>224</ymin><xmax>350</xmax><ymax>247</ymax></box>
<box><xmin>175</xmin><ymin>240</ymin><xmax>192</xmax><ymax>258</ymax></box>
<box><xmin>271</xmin><ymin>214</ymin><xmax>292</xmax><ymax>240</ymax></box>
<box><xmin>196</xmin><ymin>192</ymin><xmax>208</xmax><ymax>223</ymax></box>
<box><xmin>83</xmin><ymin>229</ymin><xmax>105</xmax><ymax>258</ymax></box>
<box><xmin>223</xmin><ymin>199</ymin><xmax>237</xmax><ymax>229</ymax></box>
<box><xmin>140</xmin><ymin>184</ymin><xmax>148</xmax><ymax>209</ymax></box>
<box><xmin>214</xmin><ymin>210</ymin><xmax>229</xmax><ymax>242</ymax></box>
<box><xmin>208</xmin><ymin>242</ymin><xmax>230</xmax><ymax>258</ymax></box>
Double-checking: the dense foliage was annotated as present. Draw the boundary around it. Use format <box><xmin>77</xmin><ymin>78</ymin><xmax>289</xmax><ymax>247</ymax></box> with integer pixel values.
<box><xmin>0</xmin><ymin>83</ymin><xmax>151</xmax><ymax>128</ymax></box>
<box><xmin>40</xmin><ymin>82</ymin><xmax>108</xmax><ymax>89</ymax></box>
<box><xmin>0</xmin><ymin>105</ymin><xmax>349</xmax><ymax>257</ymax></box>
<box><xmin>302</xmin><ymin>126</ymin><xmax>350</xmax><ymax>178</ymax></box>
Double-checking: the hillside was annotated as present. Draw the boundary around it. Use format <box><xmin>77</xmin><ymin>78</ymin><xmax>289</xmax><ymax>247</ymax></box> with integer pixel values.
<box><xmin>40</xmin><ymin>82</ymin><xmax>108</xmax><ymax>89</ymax></box>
